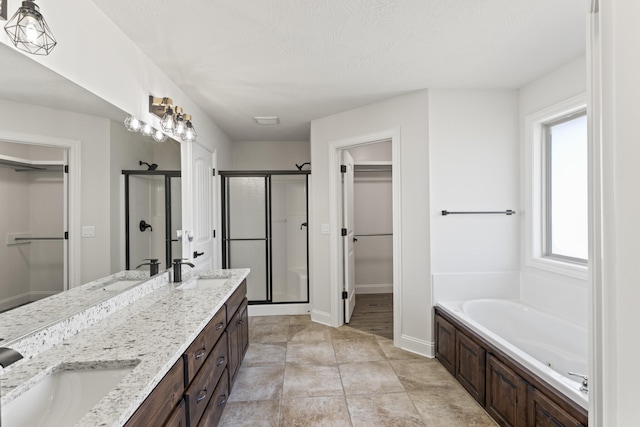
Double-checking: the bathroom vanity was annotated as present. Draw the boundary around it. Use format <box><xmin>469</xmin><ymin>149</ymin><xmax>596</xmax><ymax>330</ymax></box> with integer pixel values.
<box><xmin>0</xmin><ymin>268</ymin><xmax>249</xmax><ymax>427</ymax></box>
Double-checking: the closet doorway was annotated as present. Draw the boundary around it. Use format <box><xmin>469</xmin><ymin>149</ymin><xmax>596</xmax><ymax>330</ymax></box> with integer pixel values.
<box><xmin>0</xmin><ymin>139</ymin><xmax>71</xmax><ymax>312</ymax></box>
<box><xmin>342</xmin><ymin>142</ymin><xmax>394</xmax><ymax>339</ymax></box>
<box><xmin>220</xmin><ymin>170</ymin><xmax>309</xmax><ymax>305</ymax></box>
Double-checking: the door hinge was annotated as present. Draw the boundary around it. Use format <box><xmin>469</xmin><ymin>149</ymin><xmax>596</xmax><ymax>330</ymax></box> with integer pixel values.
<box><xmin>340</xmin><ymin>165</ymin><xmax>347</xmax><ymax>173</ymax></box>
<box><xmin>64</xmin><ymin>165</ymin><xmax>69</xmax><ymax>173</ymax></box>
<box><xmin>212</xmin><ymin>168</ymin><xmax>216</xmax><ymax>176</ymax></box>
<box><xmin>342</xmin><ymin>291</ymin><xmax>348</xmax><ymax>299</ymax></box>
<box><xmin>64</xmin><ymin>231</ymin><xmax>69</xmax><ymax>240</ymax></box>
<box><xmin>212</xmin><ymin>229</ymin><xmax>216</xmax><ymax>238</ymax></box>
<box><xmin>341</xmin><ymin>228</ymin><xmax>347</xmax><ymax>236</ymax></box>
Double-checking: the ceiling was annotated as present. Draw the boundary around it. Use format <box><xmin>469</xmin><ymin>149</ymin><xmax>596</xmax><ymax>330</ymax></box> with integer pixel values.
<box><xmin>8</xmin><ymin>1</ymin><xmax>588</xmax><ymax>142</ymax></box>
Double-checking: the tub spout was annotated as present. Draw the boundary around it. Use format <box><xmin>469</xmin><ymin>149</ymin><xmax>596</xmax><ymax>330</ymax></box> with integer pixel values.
<box><xmin>568</xmin><ymin>372</ymin><xmax>588</xmax><ymax>393</ymax></box>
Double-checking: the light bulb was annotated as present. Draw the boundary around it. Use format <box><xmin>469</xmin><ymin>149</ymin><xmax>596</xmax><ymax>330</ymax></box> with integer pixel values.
<box><xmin>140</xmin><ymin>123</ymin><xmax>154</xmax><ymax>137</ymax></box>
<box><xmin>124</xmin><ymin>115</ymin><xmax>142</xmax><ymax>132</ymax></box>
<box><xmin>160</xmin><ymin>106</ymin><xmax>175</xmax><ymax>132</ymax></box>
<box><xmin>152</xmin><ymin>129</ymin><xmax>168</xmax><ymax>142</ymax></box>
<box><xmin>21</xmin><ymin>15</ymin><xmax>40</xmax><ymax>44</ymax></box>
<box><xmin>182</xmin><ymin>121</ymin><xmax>197</xmax><ymax>142</ymax></box>
<box><xmin>173</xmin><ymin>115</ymin><xmax>186</xmax><ymax>137</ymax></box>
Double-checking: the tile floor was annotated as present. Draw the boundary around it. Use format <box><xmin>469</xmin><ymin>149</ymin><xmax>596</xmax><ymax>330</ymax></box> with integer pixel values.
<box><xmin>219</xmin><ymin>315</ymin><xmax>498</xmax><ymax>427</ymax></box>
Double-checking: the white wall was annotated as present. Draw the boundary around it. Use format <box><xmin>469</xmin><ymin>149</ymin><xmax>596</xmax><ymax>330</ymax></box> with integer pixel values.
<box><xmin>310</xmin><ymin>90</ymin><xmax>431</xmax><ymax>355</ymax></box>
<box><xmin>429</xmin><ymin>90</ymin><xmax>520</xmax><ymax>303</ymax></box>
<box><xmin>231</xmin><ymin>140</ymin><xmax>310</xmax><ymax>170</ymax></box>
<box><xmin>598</xmin><ymin>2</ymin><xmax>640</xmax><ymax>424</ymax></box>
<box><xmin>518</xmin><ymin>55</ymin><xmax>587</xmax><ymax>326</ymax></box>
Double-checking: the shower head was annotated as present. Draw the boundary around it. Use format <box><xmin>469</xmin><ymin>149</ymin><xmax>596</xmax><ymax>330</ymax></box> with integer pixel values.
<box><xmin>139</xmin><ymin>161</ymin><xmax>158</xmax><ymax>171</ymax></box>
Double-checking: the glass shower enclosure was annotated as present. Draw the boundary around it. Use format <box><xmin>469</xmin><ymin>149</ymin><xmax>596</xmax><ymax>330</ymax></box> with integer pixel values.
<box><xmin>220</xmin><ymin>171</ymin><xmax>309</xmax><ymax>304</ymax></box>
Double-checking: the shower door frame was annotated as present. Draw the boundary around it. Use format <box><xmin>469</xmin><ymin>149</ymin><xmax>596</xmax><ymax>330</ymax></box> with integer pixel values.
<box><xmin>220</xmin><ymin>170</ymin><xmax>310</xmax><ymax>305</ymax></box>
<box><xmin>122</xmin><ymin>170</ymin><xmax>181</xmax><ymax>270</ymax></box>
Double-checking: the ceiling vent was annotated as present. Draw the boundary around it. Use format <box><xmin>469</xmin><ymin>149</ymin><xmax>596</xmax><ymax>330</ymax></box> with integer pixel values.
<box><xmin>253</xmin><ymin>116</ymin><xmax>280</xmax><ymax>125</ymax></box>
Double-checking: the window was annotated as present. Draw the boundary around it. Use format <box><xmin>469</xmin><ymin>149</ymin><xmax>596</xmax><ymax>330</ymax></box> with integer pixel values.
<box><xmin>523</xmin><ymin>94</ymin><xmax>588</xmax><ymax>278</ymax></box>
<box><xmin>544</xmin><ymin>111</ymin><xmax>588</xmax><ymax>263</ymax></box>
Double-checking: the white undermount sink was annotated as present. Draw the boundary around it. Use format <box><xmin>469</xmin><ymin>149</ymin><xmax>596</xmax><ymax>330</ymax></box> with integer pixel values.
<box><xmin>98</xmin><ymin>280</ymin><xmax>140</xmax><ymax>291</ymax></box>
<box><xmin>177</xmin><ymin>278</ymin><xmax>229</xmax><ymax>290</ymax></box>
<box><xmin>2</xmin><ymin>362</ymin><xmax>138</xmax><ymax>427</ymax></box>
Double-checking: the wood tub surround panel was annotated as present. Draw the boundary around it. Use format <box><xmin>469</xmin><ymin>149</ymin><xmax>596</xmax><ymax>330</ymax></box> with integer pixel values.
<box><xmin>434</xmin><ymin>307</ymin><xmax>587</xmax><ymax>427</ymax></box>
<box><xmin>126</xmin><ymin>279</ymin><xmax>248</xmax><ymax>427</ymax></box>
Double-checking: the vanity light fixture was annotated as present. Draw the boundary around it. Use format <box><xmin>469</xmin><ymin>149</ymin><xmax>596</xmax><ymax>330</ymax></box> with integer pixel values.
<box><xmin>140</xmin><ymin>122</ymin><xmax>154</xmax><ymax>137</ymax></box>
<box><xmin>173</xmin><ymin>107</ymin><xmax>186</xmax><ymax>138</ymax></box>
<box><xmin>182</xmin><ymin>115</ymin><xmax>197</xmax><ymax>142</ymax></box>
<box><xmin>152</xmin><ymin>129</ymin><xmax>168</xmax><ymax>143</ymax></box>
<box><xmin>4</xmin><ymin>0</ymin><xmax>57</xmax><ymax>56</ymax></box>
<box><xmin>149</xmin><ymin>96</ymin><xmax>197</xmax><ymax>143</ymax></box>
<box><xmin>124</xmin><ymin>115</ymin><xmax>143</xmax><ymax>132</ymax></box>
<box><xmin>160</xmin><ymin>105</ymin><xmax>175</xmax><ymax>133</ymax></box>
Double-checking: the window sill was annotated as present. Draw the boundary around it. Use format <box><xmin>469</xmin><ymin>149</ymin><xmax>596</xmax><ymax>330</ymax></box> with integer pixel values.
<box><xmin>525</xmin><ymin>256</ymin><xmax>588</xmax><ymax>280</ymax></box>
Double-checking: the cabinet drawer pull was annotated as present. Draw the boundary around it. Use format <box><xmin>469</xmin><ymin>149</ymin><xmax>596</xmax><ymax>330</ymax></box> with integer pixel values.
<box><xmin>195</xmin><ymin>348</ymin><xmax>206</xmax><ymax>360</ymax></box>
<box><xmin>217</xmin><ymin>395</ymin><xmax>227</xmax><ymax>407</ymax></box>
<box><xmin>216</xmin><ymin>356</ymin><xmax>225</xmax><ymax>366</ymax></box>
<box><xmin>215</xmin><ymin>322</ymin><xmax>224</xmax><ymax>331</ymax></box>
<box><xmin>196</xmin><ymin>388</ymin><xmax>208</xmax><ymax>403</ymax></box>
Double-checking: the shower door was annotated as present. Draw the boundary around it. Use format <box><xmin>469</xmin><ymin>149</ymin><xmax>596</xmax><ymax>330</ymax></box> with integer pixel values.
<box><xmin>221</xmin><ymin>171</ymin><xmax>309</xmax><ymax>304</ymax></box>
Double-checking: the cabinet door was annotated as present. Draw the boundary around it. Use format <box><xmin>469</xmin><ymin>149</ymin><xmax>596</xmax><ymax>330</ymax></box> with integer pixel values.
<box><xmin>486</xmin><ymin>354</ymin><xmax>528</xmax><ymax>427</ymax></box>
<box><xmin>435</xmin><ymin>313</ymin><xmax>456</xmax><ymax>375</ymax></box>
<box><xmin>164</xmin><ymin>399</ymin><xmax>187</xmax><ymax>427</ymax></box>
<box><xmin>198</xmin><ymin>370</ymin><xmax>230</xmax><ymax>427</ymax></box>
<box><xmin>528</xmin><ymin>387</ymin><xmax>585</xmax><ymax>427</ymax></box>
<box><xmin>125</xmin><ymin>358</ymin><xmax>184</xmax><ymax>427</ymax></box>
<box><xmin>239</xmin><ymin>299</ymin><xmax>249</xmax><ymax>357</ymax></box>
<box><xmin>456</xmin><ymin>331</ymin><xmax>486</xmax><ymax>405</ymax></box>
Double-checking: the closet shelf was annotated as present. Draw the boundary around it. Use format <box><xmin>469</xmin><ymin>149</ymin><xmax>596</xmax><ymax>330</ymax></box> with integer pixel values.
<box><xmin>0</xmin><ymin>154</ymin><xmax>64</xmax><ymax>172</ymax></box>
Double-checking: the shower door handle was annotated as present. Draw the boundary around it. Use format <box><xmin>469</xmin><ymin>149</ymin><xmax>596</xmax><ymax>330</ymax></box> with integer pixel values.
<box><xmin>193</xmin><ymin>251</ymin><xmax>204</xmax><ymax>258</ymax></box>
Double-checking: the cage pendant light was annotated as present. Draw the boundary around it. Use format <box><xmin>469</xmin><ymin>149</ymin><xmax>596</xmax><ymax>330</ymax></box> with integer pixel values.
<box><xmin>4</xmin><ymin>1</ymin><xmax>57</xmax><ymax>55</ymax></box>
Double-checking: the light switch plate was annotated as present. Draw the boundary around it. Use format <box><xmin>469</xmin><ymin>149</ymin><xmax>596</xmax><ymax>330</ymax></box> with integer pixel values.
<box><xmin>321</xmin><ymin>223</ymin><xmax>330</xmax><ymax>235</ymax></box>
<box><xmin>82</xmin><ymin>226</ymin><xmax>96</xmax><ymax>238</ymax></box>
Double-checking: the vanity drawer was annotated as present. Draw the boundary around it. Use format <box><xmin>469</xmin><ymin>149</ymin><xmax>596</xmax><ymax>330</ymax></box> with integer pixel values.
<box><xmin>197</xmin><ymin>370</ymin><xmax>229</xmax><ymax>427</ymax></box>
<box><xmin>164</xmin><ymin>398</ymin><xmax>187</xmax><ymax>427</ymax></box>
<box><xmin>183</xmin><ymin>306</ymin><xmax>226</xmax><ymax>384</ymax></box>
<box><xmin>225</xmin><ymin>279</ymin><xmax>247</xmax><ymax>321</ymax></box>
<box><xmin>184</xmin><ymin>347</ymin><xmax>224</xmax><ymax>426</ymax></box>
<box><xmin>125</xmin><ymin>358</ymin><xmax>184</xmax><ymax>427</ymax></box>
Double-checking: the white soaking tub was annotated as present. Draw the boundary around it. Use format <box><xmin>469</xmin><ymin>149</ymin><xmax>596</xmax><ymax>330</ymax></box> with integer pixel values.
<box><xmin>436</xmin><ymin>299</ymin><xmax>588</xmax><ymax>410</ymax></box>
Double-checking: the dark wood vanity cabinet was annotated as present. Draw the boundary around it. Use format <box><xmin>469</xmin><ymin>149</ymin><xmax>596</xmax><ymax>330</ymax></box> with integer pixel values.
<box><xmin>434</xmin><ymin>308</ymin><xmax>587</xmax><ymax>427</ymax></box>
<box><xmin>126</xmin><ymin>279</ymin><xmax>248</xmax><ymax>427</ymax></box>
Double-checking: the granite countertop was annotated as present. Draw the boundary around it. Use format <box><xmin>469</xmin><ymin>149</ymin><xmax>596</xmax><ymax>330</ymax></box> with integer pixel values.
<box><xmin>0</xmin><ymin>268</ymin><xmax>250</xmax><ymax>427</ymax></box>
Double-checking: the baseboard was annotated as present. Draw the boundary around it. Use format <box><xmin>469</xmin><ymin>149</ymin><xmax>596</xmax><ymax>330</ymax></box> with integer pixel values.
<box><xmin>355</xmin><ymin>283</ymin><xmax>393</xmax><ymax>294</ymax></box>
<box><xmin>0</xmin><ymin>292</ymin><xmax>30</xmax><ymax>313</ymax></box>
<box><xmin>248</xmin><ymin>303</ymin><xmax>311</xmax><ymax>317</ymax></box>
<box><xmin>310</xmin><ymin>308</ymin><xmax>333</xmax><ymax>326</ymax></box>
<box><xmin>399</xmin><ymin>334</ymin><xmax>435</xmax><ymax>358</ymax></box>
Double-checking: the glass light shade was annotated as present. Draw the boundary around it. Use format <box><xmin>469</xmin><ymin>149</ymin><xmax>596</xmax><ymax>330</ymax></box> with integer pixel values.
<box><xmin>152</xmin><ymin>129</ymin><xmax>168</xmax><ymax>142</ymax></box>
<box><xmin>182</xmin><ymin>121</ymin><xmax>197</xmax><ymax>142</ymax></box>
<box><xmin>140</xmin><ymin>123</ymin><xmax>154</xmax><ymax>137</ymax></box>
<box><xmin>160</xmin><ymin>106</ymin><xmax>175</xmax><ymax>132</ymax></box>
<box><xmin>173</xmin><ymin>115</ymin><xmax>186</xmax><ymax>137</ymax></box>
<box><xmin>4</xmin><ymin>1</ymin><xmax>57</xmax><ymax>56</ymax></box>
<box><xmin>124</xmin><ymin>115</ymin><xmax>142</xmax><ymax>132</ymax></box>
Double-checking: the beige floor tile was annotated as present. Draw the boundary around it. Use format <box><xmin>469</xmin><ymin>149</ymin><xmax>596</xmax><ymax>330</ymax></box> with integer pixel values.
<box><xmin>288</xmin><ymin>323</ymin><xmax>332</xmax><ymax>342</ymax></box>
<box><xmin>250</xmin><ymin>322</ymin><xmax>290</xmax><ymax>343</ymax></box>
<box><xmin>330</xmin><ymin>325</ymin><xmax>375</xmax><ymax>340</ymax></box>
<box><xmin>409</xmin><ymin>389</ymin><xmax>498</xmax><ymax>427</ymax></box>
<box><xmin>251</xmin><ymin>315</ymin><xmax>291</xmax><ymax>326</ymax></box>
<box><xmin>332</xmin><ymin>336</ymin><xmax>386</xmax><ymax>363</ymax></box>
<box><xmin>228</xmin><ymin>365</ymin><xmax>284</xmax><ymax>402</ymax></box>
<box><xmin>280</xmin><ymin>396</ymin><xmax>352</xmax><ymax>427</ymax></box>
<box><xmin>339</xmin><ymin>361</ymin><xmax>404</xmax><ymax>395</ymax></box>
<box><xmin>243</xmin><ymin>342</ymin><xmax>287</xmax><ymax>367</ymax></box>
<box><xmin>286</xmin><ymin>340</ymin><xmax>337</xmax><ymax>365</ymax></box>
<box><xmin>289</xmin><ymin>315</ymin><xmax>313</xmax><ymax>325</ymax></box>
<box><xmin>219</xmin><ymin>400</ymin><xmax>280</xmax><ymax>427</ymax></box>
<box><xmin>390</xmin><ymin>358</ymin><xmax>456</xmax><ymax>391</ymax></box>
<box><xmin>376</xmin><ymin>337</ymin><xmax>425</xmax><ymax>360</ymax></box>
<box><xmin>347</xmin><ymin>392</ymin><xmax>425</xmax><ymax>427</ymax></box>
<box><xmin>283</xmin><ymin>364</ymin><xmax>344</xmax><ymax>398</ymax></box>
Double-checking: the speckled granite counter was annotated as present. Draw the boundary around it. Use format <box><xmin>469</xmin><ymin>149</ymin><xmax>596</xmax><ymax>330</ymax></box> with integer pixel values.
<box><xmin>0</xmin><ymin>268</ymin><xmax>250</xmax><ymax>427</ymax></box>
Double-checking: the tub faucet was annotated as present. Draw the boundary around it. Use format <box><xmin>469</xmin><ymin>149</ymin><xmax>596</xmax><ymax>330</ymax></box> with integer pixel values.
<box><xmin>173</xmin><ymin>259</ymin><xmax>195</xmax><ymax>283</ymax></box>
<box><xmin>568</xmin><ymin>372</ymin><xmax>588</xmax><ymax>393</ymax></box>
<box><xmin>136</xmin><ymin>258</ymin><xmax>160</xmax><ymax>276</ymax></box>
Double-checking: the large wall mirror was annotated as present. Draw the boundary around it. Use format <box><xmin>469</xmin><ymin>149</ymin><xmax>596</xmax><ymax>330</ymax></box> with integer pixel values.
<box><xmin>0</xmin><ymin>43</ymin><xmax>181</xmax><ymax>328</ymax></box>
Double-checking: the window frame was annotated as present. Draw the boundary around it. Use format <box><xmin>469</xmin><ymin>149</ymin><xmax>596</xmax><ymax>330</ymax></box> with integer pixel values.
<box><xmin>523</xmin><ymin>94</ymin><xmax>588</xmax><ymax>279</ymax></box>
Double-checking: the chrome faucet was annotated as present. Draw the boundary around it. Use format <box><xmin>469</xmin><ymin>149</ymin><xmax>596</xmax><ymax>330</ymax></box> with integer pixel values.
<box><xmin>173</xmin><ymin>259</ymin><xmax>195</xmax><ymax>283</ymax></box>
<box><xmin>136</xmin><ymin>258</ymin><xmax>160</xmax><ymax>276</ymax></box>
<box><xmin>0</xmin><ymin>348</ymin><xmax>24</xmax><ymax>427</ymax></box>
<box><xmin>568</xmin><ymin>372</ymin><xmax>588</xmax><ymax>393</ymax></box>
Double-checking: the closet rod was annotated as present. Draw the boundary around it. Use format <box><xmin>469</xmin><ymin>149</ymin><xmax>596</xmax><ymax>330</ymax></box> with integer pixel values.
<box><xmin>14</xmin><ymin>237</ymin><xmax>65</xmax><ymax>241</ymax></box>
<box><xmin>441</xmin><ymin>210</ymin><xmax>516</xmax><ymax>216</ymax></box>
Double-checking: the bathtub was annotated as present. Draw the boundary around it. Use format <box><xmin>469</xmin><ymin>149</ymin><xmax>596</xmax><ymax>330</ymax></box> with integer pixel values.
<box><xmin>436</xmin><ymin>299</ymin><xmax>588</xmax><ymax>410</ymax></box>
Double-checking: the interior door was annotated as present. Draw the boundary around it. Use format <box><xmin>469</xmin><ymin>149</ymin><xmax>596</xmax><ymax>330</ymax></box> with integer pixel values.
<box><xmin>342</xmin><ymin>150</ymin><xmax>356</xmax><ymax>323</ymax></box>
<box><xmin>188</xmin><ymin>142</ymin><xmax>215</xmax><ymax>269</ymax></box>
